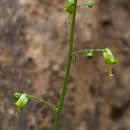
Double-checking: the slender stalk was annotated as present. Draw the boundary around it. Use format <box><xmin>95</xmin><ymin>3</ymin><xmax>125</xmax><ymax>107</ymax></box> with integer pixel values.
<box><xmin>28</xmin><ymin>95</ymin><xmax>58</xmax><ymax>111</ymax></box>
<box><xmin>72</xmin><ymin>49</ymin><xmax>105</xmax><ymax>56</ymax></box>
<box><xmin>77</xmin><ymin>2</ymin><xmax>88</xmax><ymax>8</ymax></box>
<box><xmin>54</xmin><ymin>0</ymin><xmax>77</xmax><ymax>130</ymax></box>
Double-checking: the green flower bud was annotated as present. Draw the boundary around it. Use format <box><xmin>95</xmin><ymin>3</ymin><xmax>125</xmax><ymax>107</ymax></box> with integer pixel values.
<box><xmin>13</xmin><ymin>92</ymin><xmax>22</xmax><ymax>99</ymax></box>
<box><xmin>64</xmin><ymin>0</ymin><xmax>74</xmax><ymax>14</ymax></box>
<box><xmin>103</xmin><ymin>48</ymin><xmax>118</xmax><ymax>65</ymax></box>
<box><xmin>103</xmin><ymin>48</ymin><xmax>118</xmax><ymax>78</ymax></box>
<box><xmin>87</xmin><ymin>2</ymin><xmax>94</xmax><ymax>8</ymax></box>
<box><xmin>14</xmin><ymin>93</ymin><xmax>29</xmax><ymax>112</ymax></box>
<box><xmin>64</xmin><ymin>4</ymin><xmax>73</xmax><ymax>14</ymax></box>
<box><xmin>86</xmin><ymin>51</ymin><xmax>94</xmax><ymax>59</ymax></box>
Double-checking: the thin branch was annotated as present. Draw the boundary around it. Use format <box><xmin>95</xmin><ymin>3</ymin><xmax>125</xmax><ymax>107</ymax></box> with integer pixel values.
<box><xmin>72</xmin><ymin>49</ymin><xmax>105</xmax><ymax>56</ymax></box>
<box><xmin>28</xmin><ymin>95</ymin><xmax>58</xmax><ymax>112</ymax></box>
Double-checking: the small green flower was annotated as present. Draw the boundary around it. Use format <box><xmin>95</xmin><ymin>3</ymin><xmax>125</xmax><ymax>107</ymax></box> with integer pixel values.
<box><xmin>13</xmin><ymin>92</ymin><xmax>22</xmax><ymax>99</ymax></box>
<box><xmin>64</xmin><ymin>0</ymin><xmax>74</xmax><ymax>14</ymax></box>
<box><xmin>103</xmin><ymin>48</ymin><xmax>118</xmax><ymax>65</ymax></box>
<box><xmin>13</xmin><ymin>93</ymin><xmax>29</xmax><ymax>113</ymax></box>
<box><xmin>86</xmin><ymin>50</ymin><xmax>94</xmax><ymax>59</ymax></box>
<box><xmin>103</xmin><ymin>48</ymin><xmax>118</xmax><ymax>78</ymax></box>
<box><xmin>64</xmin><ymin>4</ymin><xmax>74</xmax><ymax>14</ymax></box>
<box><xmin>87</xmin><ymin>2</ymin><xmax>94</xmax><ymax>8</ymax></box>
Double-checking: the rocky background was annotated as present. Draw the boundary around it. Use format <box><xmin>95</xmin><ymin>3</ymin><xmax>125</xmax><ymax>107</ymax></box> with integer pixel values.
<box><xmin>0</xmin><ymin>0</ymin><xmax>130</xmax><ymax>130</ymax></box>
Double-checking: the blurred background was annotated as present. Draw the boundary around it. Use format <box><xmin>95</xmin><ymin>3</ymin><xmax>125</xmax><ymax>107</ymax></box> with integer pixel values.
<box><xmin>0</xmin><ymin>0</ymin><xmax>130</xmax><ymax>130</ymax></box>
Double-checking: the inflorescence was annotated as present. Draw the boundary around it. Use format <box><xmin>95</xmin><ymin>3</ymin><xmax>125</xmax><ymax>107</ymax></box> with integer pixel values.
<box><xmin>12</xmin><ymin>2</ymin><xmax>118</xmax><ymax>130</ymax></box>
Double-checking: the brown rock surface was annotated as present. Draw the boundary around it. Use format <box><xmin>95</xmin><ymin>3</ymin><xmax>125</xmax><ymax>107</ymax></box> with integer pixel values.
<box><xmin>0</xmin><ymin>0</ymin><xmax>130</xmax><ymax>130</ymax></box>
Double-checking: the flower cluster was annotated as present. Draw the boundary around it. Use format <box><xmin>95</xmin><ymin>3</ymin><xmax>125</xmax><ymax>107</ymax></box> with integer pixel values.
<box><xmin>64</xmin><ymin>1</ymin><xmax>94</xmax><ymax>14</ymax></box>
<box><xmin>85</xmin><ymin>48</ymin><xmax>118</xmax><ymax>78</ymax></box>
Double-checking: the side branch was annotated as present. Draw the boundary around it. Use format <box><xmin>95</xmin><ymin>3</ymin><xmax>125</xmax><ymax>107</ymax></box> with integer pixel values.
<box><xmin>13</xmin><ymin>92</ymin><xmax>58</xmax><ymax>112</ymax></box>
<box><xmin>72</xmin><ymin>49</ymin><xmax>105</xmax><ymax>56</ymax></box>
<box><xmin>28</xmin><ymin>95</ymin><xmax>58</xmax><ymax>112</ymax></box>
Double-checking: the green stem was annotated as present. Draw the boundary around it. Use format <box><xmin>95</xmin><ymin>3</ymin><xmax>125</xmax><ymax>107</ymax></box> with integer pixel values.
<box><xmin>54</xmin><ymin>0</ymin><xmax>77</xmax><ymax>130</ymax></box>
<box><xmin>28</xmin><ymin>95</ymin><xmax>58</xmax><ymax>111</ymax></box>
<box><xmin>72</xmin><ymin>49</ymin><xmax>105</xmax><ymax>56</ymax></box>
<box><xmin>77</xmin><ymin>2</ymin><xmax>88</xmax><ymax>8</ymax></box>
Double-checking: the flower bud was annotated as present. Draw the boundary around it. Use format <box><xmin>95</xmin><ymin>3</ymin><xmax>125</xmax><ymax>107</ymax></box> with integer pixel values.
<box><xmin>64</xmin><ymin>4</ymin><xmax>73</xmax><ymax>14</ymax></box>
<box><xmin>87</xmin><ymin>2</ymin><xmax>94</xmax><ymax>8</ymax></box>
<box><xmin>103</xmin><ymin>48</ymin><xmax>118</xmax><ymax>65</ymax></box>
<box><xmin>14</xmin><ymin>93</ymin><xmax>29</xmax><ymax>112</ymax></box>
<box><xmin>103</xmin><ymin>48</ymin><xmax>118</xmax><ymax>78</ymax></box>
<box><xmin>13</xmin><ymin>92</ymin><xmax>22</xmax><ymax>99</ymax></box>
<box><xmin>86</xmin><ymin>51</ymin><xmax>94</xmax><ymax>59</ymax></box>
<box><xmin>64</xmin><ymin>0</ymin><xmax>74</xmax><ymax>14</ymax></box>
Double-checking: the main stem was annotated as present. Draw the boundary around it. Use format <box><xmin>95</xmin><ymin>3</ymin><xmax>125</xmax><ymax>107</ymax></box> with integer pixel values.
<box><xmin>54</xmin><ymin>0</ymin><xmax>77</xmax><ymax>130</ymax></box>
